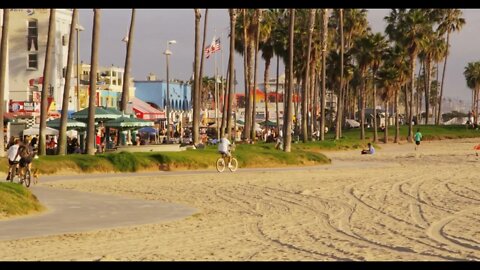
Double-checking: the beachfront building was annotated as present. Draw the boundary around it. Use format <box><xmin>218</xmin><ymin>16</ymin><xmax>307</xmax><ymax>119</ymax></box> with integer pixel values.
<box><xmin>74</xmin><ymin>63</ymin><xmax>136</xmax><ymax>111</ymax></box>
<box><xmin>134</xmin><ymin>73</ymin><xmax>192</xmax><ymax>125</ymax></box>
<box><xmin>1</xmin><ymin>9</ymin><xmax>73</xmax><ymax>119</ymax></box>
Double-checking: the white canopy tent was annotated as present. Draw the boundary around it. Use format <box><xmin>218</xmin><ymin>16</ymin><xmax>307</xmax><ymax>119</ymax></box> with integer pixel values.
<box><xmin>22</xmin><ymin>124</ymin><xmax>59</xmax><ymax>136</ymax></box>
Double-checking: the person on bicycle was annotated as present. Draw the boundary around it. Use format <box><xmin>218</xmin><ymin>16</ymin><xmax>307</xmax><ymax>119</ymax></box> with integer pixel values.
<box><xmin>16</xmin><ymin>138</ymin><xmax>34</xmax><ymax>179</ymax></box>
<box><xmin>6</xmin><ymin>138</ymin><xmax>21</xmax><ymax>180</ymax></box>
<box><xmin>218</xmin><ymin>133</ymin><xmax>233</xmax><ymax>168</ymax></box>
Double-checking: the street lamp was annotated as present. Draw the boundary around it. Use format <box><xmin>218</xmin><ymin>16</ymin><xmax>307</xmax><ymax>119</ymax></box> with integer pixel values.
<box><xmin>164</xmin><ymin>40</ymin><xmax>176</xmax><ymax>143</ymax></box>
<box><xmin>75</xmin><ymin>23</ymin><xmax>84</xmax><ymax>112</ymax></box>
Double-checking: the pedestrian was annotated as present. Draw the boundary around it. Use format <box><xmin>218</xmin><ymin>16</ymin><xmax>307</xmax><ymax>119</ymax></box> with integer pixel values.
<box><xmin>414</xmin><ymin>128</ymin><xmax>423</xmax><ymax>151</ymax></box>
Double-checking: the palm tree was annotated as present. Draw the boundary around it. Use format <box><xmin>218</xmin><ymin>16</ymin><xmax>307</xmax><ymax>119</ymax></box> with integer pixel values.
<box><xmin>0</xmin><ymin>9</ymin><xmax>9</xmax><ymax>157</ymax></box>
<box><xmin>335</xmin><ymin>9</ymin><xmax>344</xmax><ymax>140</ymax></box>
<box><xmin>301</xmin><ymin>9</ymin><xmax>316</xmax><ymax>143</ymax></box>
<box><xmin>120</xmin><ymin>9</ymin><xmax>136</xmax><ymax>112</ymax></box>
<box><xmin>436</xmin><ymin>9</ymin><xmax>465</xmax><ymax>125</ymax></box>
<box><xmin>226</xmin><ymin>9</ymin><xmax>237</xmax><ymax>141</ymax></box>
<box><xmin>58</xmin><ymin>9</ymin><xmax>78</xmax><ymax>155</ymax></box>
<box><xmin>284</xmin><ymin>9</ymin><xmax>295</xmax><ymax>152</ymax></box>
<box><xmin>250</xmin><ymin>9</ymin><xmax>262</xmax><ymax>141</ymax></box>
<box><xmin>320</xmin><ymin>9</ymin><xmax>329</xmax><ymax>141</ymax></box>
<box><xmin>199</xmin><ymin>9</ymin><xmax>209</xmax><ymax>132</ymax></box>
<box><xmin>259</xmin><ymin>10</ymin><xmax>275</xmax><ymax>125</ymax></box>
<box><xmin>193</xmin><ymin>9</ymin><xmax>201</xmax><ymax>145</ymax></box>
<box><xmin>86</xmin><ymin>9</ymin><xmax>101</xmax><ymax>155</ymax></box>
<box><xmin>39</xmin><ymin>9</ymin><xmax>56</xmax><ymax>156</ymax></box>
<box><xmin>464</xmin><ymin>62</ymin><xmax>480</xmax><ymax>125</ymax></box>
<box><xmin>352</xmin><ymin>35</ymin><xmax>374</xmax><ymax>140</ymax></box>
<box><xmin>370</xmin><ymin>33</ymin><xmax>388</xmax><ymax>143</ymax></box>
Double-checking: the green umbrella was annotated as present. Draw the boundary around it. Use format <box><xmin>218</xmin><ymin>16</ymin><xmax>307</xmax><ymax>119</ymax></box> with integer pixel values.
<box><xmin>72</xmin><ymin>107</ymin><xmax>121</xmax><ymax>121</ymax></box>
<box><xmin>258</xmin><ymin>120</ymin><xmax>277</xmax><ymax>127</ymax></box>
<box><xmin>236</xmin><ymin>119</ymin><xmax>245</xmax><ymax>125</ymax></box>
<box><xmin>47</xmin><ymin>118</ymin><xmax>87</xmax><ymax>130</ymax></box>
<box><xmin>101</xmin><ymin>107</ymin><xmax>123</xmax><ymax>116</ymax></box>
<box><xmin>104</xmin><ymin>114</ymin><xmax>154</xmax><ymax>129</ymax></box>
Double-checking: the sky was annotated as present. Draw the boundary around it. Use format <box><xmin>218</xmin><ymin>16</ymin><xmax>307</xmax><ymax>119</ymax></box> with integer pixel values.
<box><xmin>77</xmin><ymin>9</ymin><xmax>479</xmax><ymax>102</ymax></box>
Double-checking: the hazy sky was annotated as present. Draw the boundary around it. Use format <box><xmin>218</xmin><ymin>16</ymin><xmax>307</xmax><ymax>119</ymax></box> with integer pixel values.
<box><xmin>77</xmin><ymin>9</ymin><xmax>479</xmax><ymax>101</ymax></box>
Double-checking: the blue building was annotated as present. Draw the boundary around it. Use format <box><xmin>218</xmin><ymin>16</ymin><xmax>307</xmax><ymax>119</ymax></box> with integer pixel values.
<box><xmin>134</xmin><ymin>77</ymin><xmax>192</xmax><ymax>112</ymax></box>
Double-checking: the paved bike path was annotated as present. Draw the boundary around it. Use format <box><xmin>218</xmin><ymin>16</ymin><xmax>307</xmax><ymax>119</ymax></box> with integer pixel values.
<box><xmin>0</xmin><ymin>186</ymin><xmax>196</xmax><ymax>241</ymax></box>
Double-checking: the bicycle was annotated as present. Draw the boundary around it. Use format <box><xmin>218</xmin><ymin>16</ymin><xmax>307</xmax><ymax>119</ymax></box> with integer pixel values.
<box><xmin>6</xmin><ymin>163</ymin><xmax>32</xmax><ymax>188</ymax></box>
<box><xmin>216</xmin><ymin>143</ymin><xmax>238</xmax><ymax>173</ymax></box>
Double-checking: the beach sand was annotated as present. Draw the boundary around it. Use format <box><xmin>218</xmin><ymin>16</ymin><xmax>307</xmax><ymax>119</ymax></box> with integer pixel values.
<box><xmin>1</xmin><ymin>138</ymin><xmax>480</xmax><ymax>261</ymax></box>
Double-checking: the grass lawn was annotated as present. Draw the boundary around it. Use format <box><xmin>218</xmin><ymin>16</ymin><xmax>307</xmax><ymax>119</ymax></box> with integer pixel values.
<box><xmin>0</xmin><ymin>182</ymin><xmax>44</xmax><ymax>219</ymax></box>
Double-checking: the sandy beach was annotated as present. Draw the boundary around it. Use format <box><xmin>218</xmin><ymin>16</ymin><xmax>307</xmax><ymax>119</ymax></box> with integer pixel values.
<box><xmin>1</xmin><ymin>138</ymin><xmax>480</xmax><ymax>261</ymax></box>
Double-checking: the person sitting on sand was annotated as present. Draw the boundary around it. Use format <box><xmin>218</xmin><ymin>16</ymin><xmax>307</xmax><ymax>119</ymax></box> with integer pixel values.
<box><xmin>361</xmin><ymin>143</ymin><xmax>375</xmax><ymax>155</ymax></box>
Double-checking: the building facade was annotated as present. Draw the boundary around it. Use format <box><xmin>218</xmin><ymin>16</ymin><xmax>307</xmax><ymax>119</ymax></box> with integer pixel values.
<box><xmin>75</xmin><ymin>63</ymin><xmax>136</xmax><ymax>110</ymax></box>
<box><xmin>5</xmin><ymin>9</ymin><xmax>73</xmax><ymax>115</ymax></box>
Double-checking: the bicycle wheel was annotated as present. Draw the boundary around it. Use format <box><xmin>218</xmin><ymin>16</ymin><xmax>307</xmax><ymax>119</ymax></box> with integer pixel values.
<box><xmin>228</xmin><ymin>158</ymin><xmax>238</xmax><ymax>172</ymax></box>
<box><xmin>216</xmin><ymin>157</ymin><xmax>226</xmax><ymax>173</ymax></box>
<box><xmin>24</xmin><ymin>169</ymin><xmax>31</xmax><ymax>188</ymax></box>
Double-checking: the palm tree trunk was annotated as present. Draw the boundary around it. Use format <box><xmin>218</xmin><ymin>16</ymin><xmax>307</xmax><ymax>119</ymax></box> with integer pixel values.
<box><xmin>0</xmin><ymin>9</ymin><xmax>9</xmax><ymax>157</ymax></box>
<box><xmin>264</xmin><ymin>57</ymin><xmax>271</xmax><ymax>123</ymax></box>
<box><xmin>199</xmin><ymin>9</ymin><xmax>209</xmax><ymax>128</ymax></box>
<box><xmin>425</xmin><ymin>57</ymin><xmax>431</xmax><ymax>125</ymax></box>
<box><xmin>275</xmin><ymin>55</ymin><xmax>280</xmax><ymax>135</ymax></box>
<box><xmin>320</xmin><ymin>9</ymin><xmax>328</xmax><ymax>141</ymax></box>
<box><xmin>335</xmin><ymin>8</ymin><xmax>344</xmax><ymax>140</ymax></box>
<box><xmin>373</xmin><ymin>71</ymin><xmax>378</xmax><ymax>143</ymax></box>
<box><xmin>226</xmin><ymin>9</ymin><xmax>237</xmax><ymax>140</ymax></box>
<box><xmin>120</xmin><ymin>9</ymin><xmax>136</xmax><ymax>112</ymax></box>
<box><xmin>302</xmin><ymin>9</ymin><xmax>315</xmax><ymax>143</ymax></box>
<box><xmin>39</xmin><ymin>9</ymin><xmax>56</xmax><ymax>156</ymax></box>
<box><xmin>308</xmin><ymin>60</ymin><xmax>315</xmax><ymax>139</ymax></box>
<box><xmin>250</xmin><ymin>10</ymin><xmax>261</xmax><ymax>141</ymax></box>
<box><xmin>384</xmin><ymin>99</ymin><xmax>389</xmax><ymax>143</ymax></box>
<box><xmin>394</xmin><ymin>87</ymin><xmax>399</xmax><ymax>143</ymax></box>
<box><xmin>284</xmin><ymin>9</ymin><xmax>295</xmax><ymax>152</ymax></box>
<box><xmin>242</xmin><ymin>9</ymin><xmax>250</xmax><ymax>141</ymax></box>
<box><xmin>437</xmin><ymin>32</ymin><xmax>450</xmax><ymax>125</ymax></box>
<box><xmin>193</xmin><ymin>9</ymin><xmax>201</xmax><ymax>145</ymax></box>
<box><xmin>408</xmin><ymin>53</ymin><xmax>416</xmax><ymax>143</ymax></box>
<box><xmin>86</xmin><ymin>9</ymin><xmax>100</xmax><ymax>155</ymax></box>
<box><xmin>58</xmin><ymin>9</ymin><xmax>78</xmax><ymax>155</ymax></box>
<box><xmin>221</xmin><ymin>64</ymin><xmax>229</xmax><ymax>138</ymax></box>
<box><xmin>360</xmin><ymin>72</ymin><xmax>366</xmax><ymax>140</ymax></box>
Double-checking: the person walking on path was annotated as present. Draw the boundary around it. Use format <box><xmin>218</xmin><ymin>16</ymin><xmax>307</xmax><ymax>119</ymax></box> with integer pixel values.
<box><xmin>414</xmin><ymin>129</ymin><xmax>423</xmax><ymax>151</ymax></box>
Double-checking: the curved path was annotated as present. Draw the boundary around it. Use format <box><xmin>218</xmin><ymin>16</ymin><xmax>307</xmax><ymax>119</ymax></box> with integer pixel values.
<box><xmin>0</xmin><ymin>183</ymin><xmax>196</xmax><ymax>241</ymax></box>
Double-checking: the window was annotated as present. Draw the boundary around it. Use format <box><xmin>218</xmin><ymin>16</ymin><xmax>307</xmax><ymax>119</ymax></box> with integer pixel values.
<box><xmin>118</xmin><ymin>78</ymin><xmax>122</xmax><ymax>86</ymax></box>
<box><xmin>28</xmin><ymin>53</ymin><xmax>38</xmax><ymax>69</ymax></box>
<box><xmin>112</xmin><ymin>71</ymin><xmax>116</xmax><ymax>77</ymax></box>
<box><xmin>27</xmin><ymin>19</ymin><xmax>38</xmax><ymax>51</ymax></box>
<box><xmin>62</xmin><ymin>34</ymin><xmax>68</xmax><ymax>46</ymax></box>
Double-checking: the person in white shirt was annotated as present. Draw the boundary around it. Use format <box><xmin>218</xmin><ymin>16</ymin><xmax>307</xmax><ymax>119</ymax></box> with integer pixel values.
<box><xmin>6</xmin><ymin>138</ymin><xmax>21</xmax><ymax>180</ymax></box>
<box><xmin>218</xmin><ymin>133</ymin><xmax>232</xmax><ymax>167</ymax></box>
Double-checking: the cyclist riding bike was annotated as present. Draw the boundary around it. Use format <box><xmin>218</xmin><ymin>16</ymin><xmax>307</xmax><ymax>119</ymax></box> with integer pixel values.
<box><xmin>218</xmin><ymin>133</ymin><xmax>233</xmax><ymax>168</ymax></box>
<box><xmin>6</xmin><ymin>138</ymin><xmax>21</xmax><ymax>181</ymax></box>
<box><xmin>16</xmin><ymin>139</ymin><xmax>35</xmax><ymax>180</ymax></box>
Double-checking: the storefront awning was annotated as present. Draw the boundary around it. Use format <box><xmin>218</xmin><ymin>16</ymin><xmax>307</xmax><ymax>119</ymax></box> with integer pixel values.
<box><xmin>129</xmin><ymin>97</ymin><xmax>166</xmax><ymax>120</ymax></box>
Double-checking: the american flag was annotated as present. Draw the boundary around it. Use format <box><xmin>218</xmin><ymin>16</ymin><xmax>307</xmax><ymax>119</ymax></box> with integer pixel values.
<box><xmin>205</xmin><ymin>37</ymin><xmax>221</xmax><ymax>59</ymax></box>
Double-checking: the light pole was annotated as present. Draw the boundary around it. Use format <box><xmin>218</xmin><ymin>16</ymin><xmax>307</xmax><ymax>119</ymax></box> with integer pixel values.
<box><xmin>164</xmin><ymin>40</ymin><xmax>176</xmax><ymax>143</ymax></box>
<box><xmin>75</xmin><ymin>23</ymin><xmax>84</xmax><ymax>112</ymax></box>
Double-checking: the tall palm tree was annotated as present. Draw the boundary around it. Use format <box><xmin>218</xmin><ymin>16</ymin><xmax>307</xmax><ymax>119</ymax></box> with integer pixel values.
<box><xmin>199</xmin><ymin>9</ymin><xmax>208</xmax><ymax>131</ymax></box>
<box><xmin>370</xmin><ymin>32</ymin><xmax>388</xmax><ymax>143</ymax></box>
<box><xmin>320</xmin><ymin>9</ymin><xmax>329</xmax><ymax>141</ymax></box>
<box><xmin>226</xmin><ymin>9</ymin><xmax>237</xmax><ymax>140</ymax></box>
<box><xmin>335</xmin><ymin>9</ymin><xmax>344</xmax><ymax>140</ymax></box>
<box><xmin>284</xmin><ymin>9</ymin><xmax>295</xmax><ymax>152</ymax></box>
<box><xmin>301</xmin><ymin>9</ymin><xmax>316</xmax><ymax>143</ymax></box>
<box><xmin>259</xmin><ymin>10</ymin><xmax>275</xmax><ymax>125</ymax></box>
<box><xmin>436</xmin><ymin>9</ymin><xmax>465</xmax><ymax>125</ymax></box>
<box><xmin>120</xmin><ymin>9</ymin><xmax>136</xmax><ymax>113</ymax></box>
<box><xmin>464</xmin><ymin>62</ymin><xmax>480</xmax><ymax>125</ymax></box>
<box><xmin>193</xmin><ymin>9</ymin><xmax>201</xmax><ymax>145</ymax></box>
<box><xmin>250</xmin><ymin>9</ymin><xmax>262</xmax><ymax>141</ymax></box>
<box><xmin>352</xmin><ymin>35</ymin><xmax>374</xmax><ymax>140</ymax></box>
<box><xmin>86</xmin><ymin>9</ymin><xmax>101</xmax><ymax>155</ymax></box>
<box><xmin>0</xmin><ymin>9</ymin><xmax>9</xmax><ymax>157</ymax></box>
<box><xmin>58</xmin><ymin>9</ymin><xmax>78</xmax><ymax>155</ymax></box>
<box><xmin>39</xmin><ymin>9</ymin><xmax>56</xmax><ymax>156</ymax></box>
